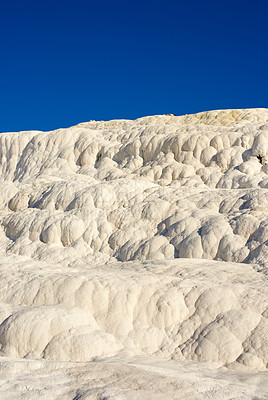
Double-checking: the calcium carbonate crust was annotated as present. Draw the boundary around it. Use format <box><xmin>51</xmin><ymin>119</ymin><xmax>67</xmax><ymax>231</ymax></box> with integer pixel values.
<box><xmin>0</xmin><ymin>108</ymin><xmax>268</xmax><ymax>374</ymax></box>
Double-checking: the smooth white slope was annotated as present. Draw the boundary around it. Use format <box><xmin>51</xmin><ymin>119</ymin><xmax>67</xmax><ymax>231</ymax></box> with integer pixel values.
<box><xmin>0</xmin><ymin>255</ymin><xmax>267</xmax><ymax>370</ymax></box>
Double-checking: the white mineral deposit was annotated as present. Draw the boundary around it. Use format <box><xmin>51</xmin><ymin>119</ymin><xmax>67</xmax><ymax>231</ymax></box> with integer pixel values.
<box><xmin>0</xmin><ymin>109</ymin><xmax>268</xmax><ymax>399</ymax></box>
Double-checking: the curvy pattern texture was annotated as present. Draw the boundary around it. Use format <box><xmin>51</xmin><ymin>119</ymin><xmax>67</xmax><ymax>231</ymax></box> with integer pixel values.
<box><xmin>0</xmin><ymin>109</ymin><xmax>268</xmax><ymax>398</ymax></box>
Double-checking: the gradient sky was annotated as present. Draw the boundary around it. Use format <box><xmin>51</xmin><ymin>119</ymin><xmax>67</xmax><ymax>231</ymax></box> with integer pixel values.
<box><xmin>1</xmin><ymin>0</ymin><xmax>268</xmax><ymax>132</ymax></box>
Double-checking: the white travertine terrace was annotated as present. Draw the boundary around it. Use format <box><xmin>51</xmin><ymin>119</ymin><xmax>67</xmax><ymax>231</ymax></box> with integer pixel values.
<box><xmin>0</xmin><ymin>109</ymin><xmax>268</xmax><ymax>399</ymax></box>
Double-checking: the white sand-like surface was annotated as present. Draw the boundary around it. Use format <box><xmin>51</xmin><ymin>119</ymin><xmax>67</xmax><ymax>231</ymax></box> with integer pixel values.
<box><xmin>0</xmin><ymin>109</ymin><xmax>268</xmax><ymax>398</ymax></box>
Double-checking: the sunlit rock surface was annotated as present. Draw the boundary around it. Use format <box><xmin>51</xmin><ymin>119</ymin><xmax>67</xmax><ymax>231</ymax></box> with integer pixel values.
<box><xmin>0</xmin><ymin>109</ymin><xmax>268</xmax><ymax>399</ymax></box>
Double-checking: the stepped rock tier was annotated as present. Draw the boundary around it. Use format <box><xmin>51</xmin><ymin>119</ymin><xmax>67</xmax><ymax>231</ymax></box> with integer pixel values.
<box><xmin>0</xmin><ymin>109</ymin><xmax>268</xmax><ymax>399</ymax></box>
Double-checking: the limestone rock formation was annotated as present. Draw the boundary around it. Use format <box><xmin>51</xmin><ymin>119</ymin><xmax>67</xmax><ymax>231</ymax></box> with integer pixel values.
<box><xmin>0</xmin><ymin>109</ymin><xmax>268</xmax><ymax>399</ymax></box>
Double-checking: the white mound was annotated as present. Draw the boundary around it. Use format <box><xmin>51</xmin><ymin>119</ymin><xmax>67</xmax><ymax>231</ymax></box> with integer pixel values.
<box><xmin>0</xmin><ymin>109</ymin><xmax>268</xmax><ymax>399</ymax></box>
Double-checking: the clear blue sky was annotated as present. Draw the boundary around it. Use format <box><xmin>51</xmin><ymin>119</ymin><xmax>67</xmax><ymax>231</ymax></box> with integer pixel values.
<box><xmin>1</xmin><ymin>0</ymin><xmax>267</xmax><ymax>132</ymax></box>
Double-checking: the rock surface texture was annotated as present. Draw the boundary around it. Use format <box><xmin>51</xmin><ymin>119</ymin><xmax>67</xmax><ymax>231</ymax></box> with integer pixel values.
<box><xmin>0</xmin><ymin>109</ymin><xmax>268</xmax><ymax>399</ymax></box>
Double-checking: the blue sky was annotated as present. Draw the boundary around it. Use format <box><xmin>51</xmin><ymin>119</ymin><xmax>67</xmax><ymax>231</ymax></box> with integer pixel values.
<box><xmin>1</xmin><ymin>0</ymin><xmax>267</xmax><ymax>132</ymax></box>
